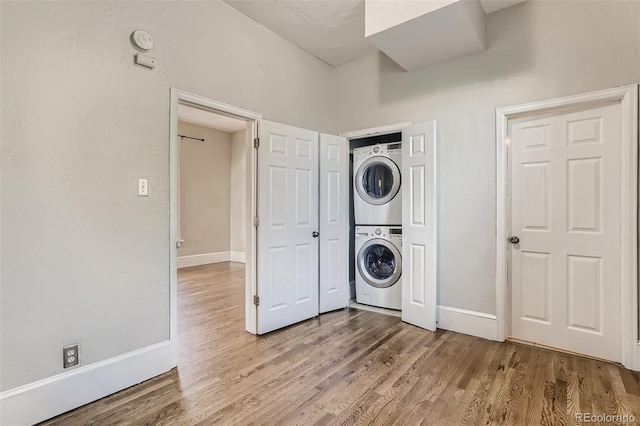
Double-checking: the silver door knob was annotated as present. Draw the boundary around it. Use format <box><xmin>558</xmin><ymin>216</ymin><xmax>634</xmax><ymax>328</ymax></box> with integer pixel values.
<box><xmin>510</xmin><ymin>236</ymin><xmax>520</xmax><ymax>244</ymax></box>
<box><xmin>312</xmin><ymin>231</ymin><xmax>319</xmax><ymax>238</ymax></box>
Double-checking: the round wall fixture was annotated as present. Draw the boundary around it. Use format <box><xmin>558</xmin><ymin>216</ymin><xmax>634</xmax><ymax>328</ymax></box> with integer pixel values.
<box><xmin>131</xmin><ymin>30</ymin><xmax>154</xmax><ymax>50</ymax></box>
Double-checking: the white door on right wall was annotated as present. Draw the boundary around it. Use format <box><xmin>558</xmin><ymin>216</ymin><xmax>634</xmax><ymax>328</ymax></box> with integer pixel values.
<box><xmin>509</xmin><ymin>102</ymin><xmax>622</xmax><ymax>362</ymax></box>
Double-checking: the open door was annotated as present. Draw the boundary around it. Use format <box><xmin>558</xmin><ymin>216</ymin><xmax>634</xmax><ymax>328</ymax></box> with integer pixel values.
<box><xmin>319</xmin><ymin>134</ymin><xmax>349</xmax><ymax>313</ymax></box>
<box><xmin>401</xmin><ymin>121</ymin><xmax>437</xmax><ymax>331</ymax></box>
<box><xmin>257</xmin><ymin>120</ymin><xmax>320</xmax><ymax>334</ymax></box>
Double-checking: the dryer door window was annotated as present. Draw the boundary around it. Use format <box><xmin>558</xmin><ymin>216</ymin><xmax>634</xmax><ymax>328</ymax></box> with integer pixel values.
<box><xmin>357</xmin><ymin>239</ymin><xmax>402</xmax><ymax>288</ymax></box>
<box><xmin>355</xmin><ymin>157</ymin><xmax>401</xmax><ymax>206</ymax></box>
<box><xmin>363</xmin><ymin>163</ymin><xmax>393</xmax><ymax>199</ymax></box>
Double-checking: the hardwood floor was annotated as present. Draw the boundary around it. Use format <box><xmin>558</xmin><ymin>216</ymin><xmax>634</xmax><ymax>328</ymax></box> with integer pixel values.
<box><xmin>42</xmin><ymin>262</ymin><xmax>640</xmax><ymax>425</ymax></box>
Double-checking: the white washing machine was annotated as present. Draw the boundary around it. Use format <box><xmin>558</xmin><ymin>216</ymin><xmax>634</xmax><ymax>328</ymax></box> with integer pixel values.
<box><xmin>355</xmin><ymin>225</ymin><xmax>402</xmax><ymax>310</ymax></box>
<box><xmin>353</xmin><ymin>142</ymin><xmax>402</xmax><ymax>226</ymax></box>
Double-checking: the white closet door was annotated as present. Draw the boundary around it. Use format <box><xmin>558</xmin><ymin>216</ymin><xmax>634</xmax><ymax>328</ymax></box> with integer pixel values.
<box><xmin>319</xmin><ymin>134</ymin><xmax>349</xmax><ymax>313</ymax></box>
<box><xmin>401</xmin><ymin>121</ymin><xmax>437</xmax><ymax>331</ymax></box>
<box><xmin>257</xmin><ymin>120</ymin><xmax>319</xmax><ymax>334</ymax></box>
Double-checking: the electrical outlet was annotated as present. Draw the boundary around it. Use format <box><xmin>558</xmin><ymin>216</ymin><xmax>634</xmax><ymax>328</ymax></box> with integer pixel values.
<box><xmin>63</xmin><ymin>344</ymin><xmax>79</xmax><ymax>368</ymax></box>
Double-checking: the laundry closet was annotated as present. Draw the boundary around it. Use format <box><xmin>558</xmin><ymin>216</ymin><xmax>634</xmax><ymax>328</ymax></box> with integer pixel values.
<box><xmin>349</xmin><ymin>132</ymin><xmax>403</xmax><ymax>311</ymax></box>
<box><xmin>255</xmin><ymin>120</ymin><xmax>437</xmax><ymax>334</ymax></box>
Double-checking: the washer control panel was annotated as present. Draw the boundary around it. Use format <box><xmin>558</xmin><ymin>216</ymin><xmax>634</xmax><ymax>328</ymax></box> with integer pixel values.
<box><xmin>356</xmin><ymin>226</ymin><xmax>402</xmax><ymax>240</ymax></box>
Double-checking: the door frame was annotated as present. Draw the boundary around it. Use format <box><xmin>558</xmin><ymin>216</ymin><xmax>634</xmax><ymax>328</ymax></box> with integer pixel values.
<box><xmin>169</xmin><ymin>88</ymin><xmax>262</xmax><ymax>365</ymax></box>
<box><xmin>495</xmin><ymin>84</ymin><xmax>639</xmax><ymax>370</ymax></box>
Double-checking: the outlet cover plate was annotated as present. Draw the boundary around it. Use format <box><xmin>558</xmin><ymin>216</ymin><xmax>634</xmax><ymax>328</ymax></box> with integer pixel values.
<box><xmin>63</xmin><ymin>344</ymin><xmax>79</xmax><ymax>368</ymax></box>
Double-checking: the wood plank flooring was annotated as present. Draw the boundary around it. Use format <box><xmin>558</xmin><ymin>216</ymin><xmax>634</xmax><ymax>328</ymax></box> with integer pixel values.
<box><xmin>41</xmin><ymin>262</ymin><xmax>640</xmax><ymax>425</ymax></box>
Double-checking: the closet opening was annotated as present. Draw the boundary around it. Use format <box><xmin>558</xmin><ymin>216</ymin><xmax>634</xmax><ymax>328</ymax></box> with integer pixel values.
<box><xmin>347</xmin><ymin>131</ymin><xmax>403</xmax><ymax>317</ymax></box>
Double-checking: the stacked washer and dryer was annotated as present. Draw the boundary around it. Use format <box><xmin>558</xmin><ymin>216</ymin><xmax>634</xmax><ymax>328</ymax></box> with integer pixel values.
<box><xmin>353</xmin><ymin>142</ymin><xmax>403</xmax><ymax>310</ymax></box>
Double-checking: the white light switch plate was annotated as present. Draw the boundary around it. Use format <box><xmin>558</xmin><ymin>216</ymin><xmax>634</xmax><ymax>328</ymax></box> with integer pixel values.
<box><xmin>138</xmin><ymin>178</ymin><xmax>149</xmax><ymax>196</ymax></box>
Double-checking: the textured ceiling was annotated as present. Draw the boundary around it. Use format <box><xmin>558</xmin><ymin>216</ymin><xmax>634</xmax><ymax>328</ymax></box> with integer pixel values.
<box><xmin>225</xmin><ymin>0</ymin><xmax>378</xmax><ymax>66</ymax></box>
<box><xmin>225</xmin><ymin>0</ymin><xmax>526</xmax><ymax>66</ymax></box>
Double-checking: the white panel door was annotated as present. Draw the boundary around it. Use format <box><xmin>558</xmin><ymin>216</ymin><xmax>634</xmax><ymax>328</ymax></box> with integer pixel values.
<box><xmin>510</xmin><ymin>102</ymin><xmax>622</xmax><ymax>361</ymax></box>
<box><xmin>319</xmin><ymin>134</ymin><xmax>349</xmax><ymax>313</ymax></box>
<box><xmin>257</xmin><ymin>120</ymin><xmax>319</xmax><ymax>334</ymax></box>
<box><xmin>401</xmin><ymin>121</ymin><xmax>437</xmax><ymax>331</ymax></box>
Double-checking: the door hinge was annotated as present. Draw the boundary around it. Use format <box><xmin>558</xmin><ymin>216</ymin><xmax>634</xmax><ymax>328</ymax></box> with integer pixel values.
<box><xmin>253</xmin><ymin>295</ymin><xmax>260</xmax><ymax>306</ymax></box>
<box><xmin>254</xmin><ymin>137</ymin><xmax>260</xmax><ymax>149</ymax></box>
<box><xmin>253</xmin><ymin>216</ymin><xmax>260</xmax><ymax>227</ymax></box>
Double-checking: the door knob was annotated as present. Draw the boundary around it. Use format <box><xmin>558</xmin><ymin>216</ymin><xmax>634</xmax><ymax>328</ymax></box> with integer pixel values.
<box><xmin>510</xmin><ymin>236</ymin><xmax>520</xmax><ymax>244</ymax></box>
<box><xmin>312</xmin><ymin>231</ymin><xmax>319</xmax><ymax>238</ymax></box>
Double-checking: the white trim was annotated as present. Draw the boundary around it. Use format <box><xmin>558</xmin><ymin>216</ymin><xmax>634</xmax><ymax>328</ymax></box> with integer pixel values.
<box><xmin>169</xmin><ymin>90</ymin><xmax>179</xmax><ymax>368</ymax></box>
<box><xmin>495</xmin><ymin>101</ymin><xmax>509</xmax><ymax>344</ymax></box>
<box><xmin>620</xmin><ymin>85</ymin><xmax>639</xmax><ymax>370</ymax></box>
<box><xmin>175</xmin><ymin>90</ymin><xmax>262</xmax><ymax>122</ymax></box>
<box><xmin>177</xmin><ymin>251</ymin><xmax>233</xmax><ymax>268</ymax></box>
<box><xmin>340</xmin><ymin>122</ymin><xmax>412</xmax><ymax>139</ymax></box>
<box><xmin>245</xmin><ymin>120</ymin><xmax>259</xmax><ymax>334</ymax></box>
<box><xmin>229</xmin><ymin>251</ymin><xmax>246</xmax><ymax>263</ymax></box>
<box><xmin>495</xmin><ymin>84</ymin><xmax>639</xmax><ymax>370</ymax></box>
<box><xmin>437</xmin><ymin>305</ymin><xmax>498</xmax><ymax>341</ymax></box>
<box><xmin>170</xmin><ymin>89</ymin><xmax>261</xmax><ymax>369</ymax></box>
<box><xmin>0</xmin><ymin>341</ymin><xmax>172</xmax><ymax>426</ymax></box>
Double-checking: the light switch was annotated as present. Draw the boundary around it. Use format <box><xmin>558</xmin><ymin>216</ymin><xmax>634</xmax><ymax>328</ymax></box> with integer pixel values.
<box><xmin>138</xmin><ymin>178</ymin><xmax>149</xmax><ymax>196</ymax></box>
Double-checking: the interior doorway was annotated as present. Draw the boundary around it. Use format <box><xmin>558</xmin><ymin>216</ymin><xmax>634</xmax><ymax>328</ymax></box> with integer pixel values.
<box><xmin>495</xmin><ymin>84</ymin><xmax>638</xmax><ymax>369</ymax></box>
<box><xmin>169</xmin><ymin>89</ymin><xmax>261</xmax><ymax>365</ymax></box>
<box><xmin>176</xmin><ymin>104</ymin><xmax>248</xmax><ymax>267</ymax></box>
<box><xmin>174</xmin><ymin>105</ymin><xmax>251</xmax><ymax>366</ymax></box>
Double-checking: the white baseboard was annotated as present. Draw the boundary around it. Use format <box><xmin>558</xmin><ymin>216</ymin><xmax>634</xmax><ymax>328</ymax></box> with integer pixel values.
<box><xmin>229</xmin><ymin>251</ymin><xmax>246</xmax><ymax>263</ymax></box>
<box><xmin>178</xmin><ymin>251</ymin><xmax>230</xmax><ymax>268</ymax></box>
<box><xmin>437</xmin><ymin>305</ymin><xmax>498</xmax><ymax>341</ymax></box>
<box><xmin>0</xmin><ymin>341</ymin><xmax>174</xmax><ymax>426</ymax></box>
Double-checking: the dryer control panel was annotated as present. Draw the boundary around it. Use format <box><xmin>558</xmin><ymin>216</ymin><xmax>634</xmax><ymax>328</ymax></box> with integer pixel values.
<box><xmin>353</xmin><ymin>142</ymin><xmax>402</xmax><ymax>159</ymax></box>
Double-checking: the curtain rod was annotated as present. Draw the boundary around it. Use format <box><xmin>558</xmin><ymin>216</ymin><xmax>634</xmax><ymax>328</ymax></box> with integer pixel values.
<box><xmin>178</xmin><ymin>134</ymin><xmax>205</xmax><ymax>142</ymax></box>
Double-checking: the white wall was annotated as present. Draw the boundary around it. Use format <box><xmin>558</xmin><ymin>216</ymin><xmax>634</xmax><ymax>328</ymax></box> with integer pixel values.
<box><xmin>0</xmin><ymin>0</ymin><xmax>334</xmax><ymax>393</ymax></box>
<box><xmin>332</xmin><ymin>0</ymin><xmax>640</xmax><ymax>315</ymax></box>
<box><xmin>230</xmin><ymin>130</ymin><xmax>247</xmax><ymax>255</ymax></box>
<box><xmin>178</xmin><ymin>122</ymin><xmax>231</xmax><ymax>257</ymax></box>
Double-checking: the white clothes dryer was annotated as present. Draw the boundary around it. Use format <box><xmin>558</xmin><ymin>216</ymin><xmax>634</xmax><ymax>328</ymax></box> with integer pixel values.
<box><xmin>353</xmin><ymin>143</ymin><xmax>402</xmax><ymax>226</ymax></box>
<box><xmin>355</xmin><ymin>225</ymin><xmax>402</xmax><ymax>310</ymax></box>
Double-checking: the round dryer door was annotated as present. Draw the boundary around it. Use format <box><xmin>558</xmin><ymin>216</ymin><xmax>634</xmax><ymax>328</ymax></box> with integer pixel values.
<box><xmin>357</xmin><ymin>238</ymin><xmax>402</xmax><ymax>288</ymax></box>
<box><xmin>355</xmin><ymin>157</ymin><xmax>401</xmax><ymax>206</ymax></box>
